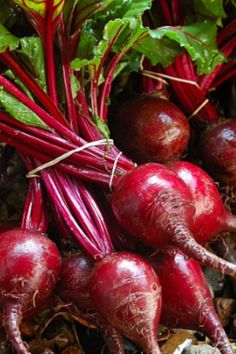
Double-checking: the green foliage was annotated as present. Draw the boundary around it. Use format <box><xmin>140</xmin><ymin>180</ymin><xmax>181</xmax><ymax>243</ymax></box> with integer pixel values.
<box><xmin>0</xmin><ymin>24</ymin><xmax>19</xmax><ymax>53</ymax></box>
<box><xmin>17</xmin><ymin>37</ymin><xmax>46</xmax><ymax>91</ymax></box>
<box><xmin>136</xmin><ymin>21</ymin><xmax>226</xmax><ymax>74</ymax></box>
<box><xmin>11</xmin><ymin>0</ymin><xmax>65</xmax><ymax>21</ymax></box>
<box><xmin>0</xmin><ymin>88</ymin><xmax>47</xmax><ymax>128</ymax></box>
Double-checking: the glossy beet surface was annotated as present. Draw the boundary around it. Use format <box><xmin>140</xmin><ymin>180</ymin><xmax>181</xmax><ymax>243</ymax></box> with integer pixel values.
<box><xmin>89</xmin><ymin>252</ymin><xmax>162</xmax><ymax>354</ymax></box>
<box><xmin>112</xmin><ymin>95</ymin><xmax>190</xmax><ymax>164</ymax></box>
<box><xmin>58</xmin><ymin>252</ymin><xmax>125</xmax><ymax>354</ymax></box>
<box><xmin>149</xmin><ymin>249</ymin><xmax>233</xmax><ymax>354</ymax></box>
<box><xmin>112</xmin><ymin>163</ymin><xmax>236</xmax><ymax>277</ymax></box>
<box><xmin>169</xmin><ymin>161</ymin><xmax>236</xmax><ymax>244</ymax></box>
<box><xmin>0</xmin><ymin>228</ymin><xmax>61</xmax><ymax>309</ymax></box>
<box><xmin>200</xmin><ymin>120</ymin><xmax>236</xmax><ymax>186</ymax></box>
<box><xmin>0</xmin><ymin>228</ymin><xmax>61</xmax><ymax>354</ymax></box>
<box><xmin>112</xmin><ymin>163</ymin><xmax>195</xmax><ymax>249</ymax></box>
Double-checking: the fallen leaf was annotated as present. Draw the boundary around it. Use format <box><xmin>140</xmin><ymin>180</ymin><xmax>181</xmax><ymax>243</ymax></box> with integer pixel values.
<box><xmin>161</xmin><ymin>330</ymin><xmax>196</xmax><ymax>354</ymax></box>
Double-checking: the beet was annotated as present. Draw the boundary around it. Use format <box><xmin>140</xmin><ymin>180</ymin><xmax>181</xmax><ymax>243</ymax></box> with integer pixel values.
<box><xmin>0</xmin><ymin>228</ymin><xmax>61</xmax><ymax>354</ymax></box>
<box><xmin>112</xmin><ymin>95</ymin><xmax>190</xmax><ymax>164</ymax></box>
<box><xmin>89</xmin><ymin>251</ymin><xmax>162</xmax><ymax>354</ymax></box>
<box><xmin>199</xmin><ymin>120</ymin><xmax>236</xmax><ymax>186</ymax></box>
<box><xmin>169</xmin><ymin>160</ymin><xmax>236</xmax><ymax>243</ymax></box>
<box><xmin>149</xmin><ymin>249</ymin><xmax>233</xmax><ymax>354</ymax></box>
<box><xmin>111</xmin><ymin>163</ymin><xmax>236</xmax><ymax>277</ymax></box>
<box><xmin>57</xmin><ymin>252</ymin><xmax>125</xmax><ymax>354</ymax></box>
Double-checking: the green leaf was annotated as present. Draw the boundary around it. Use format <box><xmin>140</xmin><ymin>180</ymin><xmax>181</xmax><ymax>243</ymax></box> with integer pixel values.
<box><xmin>0</xmin><ymin>2</ymin><xmax>13</xmax><ymax>25</ymax></box>
<box><xmin>71</xmin><ymin>19</ymin><xmax>127</xmax><ymax>73</ymax></box>
<box><xmin>4</xmin><ymin>70</ymin><xmax>34</xmax><ymax>100</ymax></box>
<box><xmin>92</xmin><ymin>114</ymin><xmax>110</xmax><ymax>139</ymax></box>
<box><xmin>70</xmin><ymin>74</ymin><xmax>81</xmax><ymax>99</ymax></box>
<box><xmin>74</xmin><ymin>0</ymin><xmax>113</xmax><ymax>27</ymax></box>
<box><xmin>76</xmin><ymin>21</ymin><xmax>98</xmax><ymax>59</ymax></box>
<box><xmin>0</xmin><ymin>24</ymin><xmax>19</xmax><ymax>53</ymax></box>
<box><xmin>63</xmin><ymin>0</ymin><xmax>79</xmax><ymax>23</ymax></box>
<box><xmin>193</xmin><ymin>0</ymin><xmax>226</xmax><ymax>21</ymax></box>
<box><xmin>71</xmin><ymin>57</ymin><xmax>99</xmax><ymax>74</ymax></box>
<box><xmin>95</xmin><ymin>19</ymin><xmax>125</xmax><ymax>58</ymax></box>
<box><xmin>12</xmin><ymin>0</ymin><xmax>65</xmax><ymax>21</ymax></box>
<box><xmin>17</xmin><ymin>37</ymin><xmax>46</xmax><ymax>91</ymax></box>
<box><xmin>135</xmin><ymin>35</ymin><xmax>182</xmax><ymax>67</ymax></box>
<box><xmin>96</xmin><ymin>0</ymin><xmax>152</xmax><ymax>20</ymax></box>
<box><xmin>135</xmin><ymin>21</ymin><xmax>226</xmax><ymax>74</ymax></box>
<box><xmin>71</xmin><ymin>2</ymin><xmax>152</xmax><ymax>85</ymax></box>
<box><xmin>73</xmin><ymin>18</ymin><xmax>145</xmax><ymax>72</ymax></box>
<box><xmin>0</xmin><ymin>88</ymin><xmax>47</xmax><ymax>128</ymax></box>
<box><xmin>111</xmin><ymin>18</ymin><xmax>147</xmax><ymax>52</ymax></box>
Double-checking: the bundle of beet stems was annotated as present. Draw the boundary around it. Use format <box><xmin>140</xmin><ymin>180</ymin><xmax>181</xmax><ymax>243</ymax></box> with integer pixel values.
<box><xmin>0</xmin><ymin>1</ymin><xmax>236</xmax><ymax>354</ymax></box>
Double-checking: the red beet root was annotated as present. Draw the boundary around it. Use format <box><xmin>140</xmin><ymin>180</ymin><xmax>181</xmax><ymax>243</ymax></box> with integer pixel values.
<box><xmin>149</xmin><ymin>249</ymin><xmax>233</xmax><ymax>354</ymax></box>
<box><xmin>0</xmin><ymin>228</ymin><xmax>61</xmax><ymax>354</ymax></box>
<box><xmin>111</xmin><ymin>163</ymin><xmax>236</xmax><ymax>277</ymax></box>
<box><xmin>169</xmin><ymin>161</ymin><xmax>236</xmax><ymax>243</ymax></box>
<box><xmin>57</xmin><ymin>252</ymin><xmax>125</xmax><ymax>354</ymax></box>
<box><xmin>112</xmin><ymin>95</ymin><xmax>190</xmax><ymax>164</ymax></box>
<box><xmin>89</xmin><ymin>252</ymin><xmax>162</xmax><ymax>354</ymax></box>
<box><xmin>200</xmin><ymin>120</ymin><xmax>236</xmax><ymax>186</ymax></box>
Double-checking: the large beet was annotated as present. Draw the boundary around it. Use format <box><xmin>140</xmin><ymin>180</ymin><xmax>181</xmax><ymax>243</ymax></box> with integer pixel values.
<box><xmin>112</xmin><ymin>95</ymin><xmax>190</xmax><ymax>164</ymax></box>
<box><xmin>89</xmin><ymin>252</ymin><xmax>162</xmax><ymax>354</ymax></box>
<box><xmin>57</xmin><ymin>252</ymin><xmax>125</xmax><ymax>354</ymax></box>
<box><xmin>0</xmin><ymin>228</ymin><xmax>61</xmax><ymax>354</ymax></box>
<box><xmin>149</xmin><ymin>249</ymin><xmax>233</xmax><ymax>354</ymax></box>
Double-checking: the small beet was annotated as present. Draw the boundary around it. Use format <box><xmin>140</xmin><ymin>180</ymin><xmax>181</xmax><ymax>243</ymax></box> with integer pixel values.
<box><xmin>149</xmin><ymin>249</ymin><xmax>233</xmax><ymax>354</ymax></box>
<box><xmin>112</xmin><ymin>95</ymin><xmax>190</xmax><ymax>164</ymax></box>
<box><xmin>0</xmin><ymin>228</ymin><xmax>61</xmax><ymax>354</ymax></box>
<box><xmin>169</xmin><ymin>161</ymin><xmax>236</xmax><ymax>243</ymax></box>
<box><xmin>199</xmin><ymin>120</ymin><xmax>236</xmax><ymax>186</ymax></box>
<box><xmin>111</xmin><ymin>163</ymin><xmax>236</xmax><ymax>277</ymax></box>
<box><xmin>89</xmin><ymin>251</ymin><xmax>162</xmax><ymax>354</ymax></box>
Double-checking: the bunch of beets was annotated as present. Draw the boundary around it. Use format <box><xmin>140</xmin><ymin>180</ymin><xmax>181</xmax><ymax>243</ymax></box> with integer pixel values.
<box><xmin>0</xmin><ymin>1</ymin><xmax>236</xmax><ymax>353</ymax></box>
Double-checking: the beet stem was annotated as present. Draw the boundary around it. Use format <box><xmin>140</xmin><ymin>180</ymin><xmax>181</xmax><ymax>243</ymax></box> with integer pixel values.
<box><xmin>4</xmin><ymin>302</ymin><xmax>30</xmax><ymax>354</ymax></box>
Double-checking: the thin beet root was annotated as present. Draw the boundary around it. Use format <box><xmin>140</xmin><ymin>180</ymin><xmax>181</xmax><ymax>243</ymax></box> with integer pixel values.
<box><xmin>0</xmin><ymin>228</ymin><xmax>61</xmax><ymax>354</ymax></box>
<box><xmin>89</xmin><ymin>252</ymin><xmax>162</xmax><ymax>354</ymax></box>
<box><xmin>57</xmin><ymin>252</ymin><xmax>125</xmax><ymax>354</ymax></box>
<box><xmin>169</xmin><ymin>160</ymin><xmax>236</xmax><ymax>243</ymax></box>
<box><xmin>149</xmin><ymin>249</ymin><xmax>233</xmax><ymax>354</ymax></box>
<box><xmin>111</xmin><ymin>163</ymin><xmax>236</xmax><ymax>277</ymax></box>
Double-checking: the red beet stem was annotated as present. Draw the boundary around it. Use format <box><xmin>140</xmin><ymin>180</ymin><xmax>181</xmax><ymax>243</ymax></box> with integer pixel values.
<box><xmin>4</xmin><ymin>303</ymin><xmax>30</xmax><ymax>354</ymax></box>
